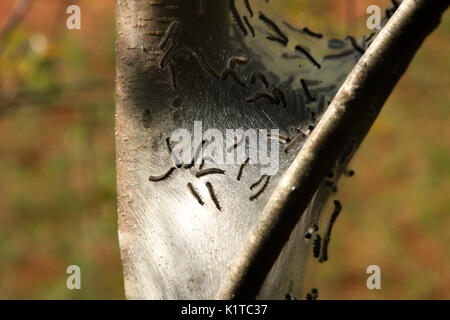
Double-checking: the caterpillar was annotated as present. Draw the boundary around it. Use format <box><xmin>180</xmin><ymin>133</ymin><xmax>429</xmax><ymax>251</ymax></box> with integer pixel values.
<box><xmin>267</xmin><ymin>132</ymin><xmax>290</xmax><ymax>144</ymax></box>
<box><xmin>325</xmin><ymin>180</ymin><xmax>337</xmax><ymax>193</ymax></box>
<box><xmin>173</xmin><ymin>47</ymin><xmax>220</xmax><ymax>79</ymax></box>
<box><xmin>237</xmin><ymin>158</ymin><xmax>249</xmax><ymax>181</ymax></box>
<box><xmin>313</xmin><ymin>235</ymin><xmax>321</xmax><ymax>258</ymax></box>
<box><xmin>300</xmin><ymin>78</ymin><xmax>316</xmax><ymax>102</ymax></box>
<box><xmin>285</xmin><ymin>131</ymin><xmax>306</xmax><ymax>154</ymax></box>
<box><xmin>184</xmin><ymin>140</ymin><xmax>206</xmax><ymax>169</ymax></box>
<box><xmin>282</xmin><ymin>21</ymin><xmax>322</xmax><ymax>39</ymax></box>
<box><xmin>199</xmin><ymin>158</ymin><xmax>205</xmax><ymax>170</ymax></box>
<box><xmin>302</xmin><ymin>27</ymin><xmax>323</xmax><ymax>39</ymax></box>
<box><xmin>243</xmin><ymin>0</ymin><xmax>253</xmax><ymax>17</ymax></box>
<box><xmin>259</xmin><ymin>13</ymin><xmax>288</xmax><ymax>43</ymax></box>
<box><xmin>196</xmin><ymin>168</ymin><xmax>226</xmax><ymax>178</ymax></box>
<box><xmin>226</xmin><ymin>135</ymin><xmax>244</xmax><ymax>153</ymax></box>
<box><xmin>246</xmin><ymin>92</ymin><xmax>278</xmax><ymax>105</ymax></box>
<box><xmin>166</xmin><ymin>137</ymin><xmax>182</xmax><ymax>168</ymax></box>
<box><xmin>158</xmin><ymin>21</ymin><xmax>181</xmax><ymax>51</ymax></box>
<box><xmin>345</xmin><ymin>36</ymin><xmax>365</xmax><ymax>54</ymax></box>
<box><xmin>187</xmin><ymin>183</ymin><xmax>204</xmax><ymax>205</ymax></box>
<box><xmin>227</xmin><ymin>56</ymin><xmax>251</xmax><ymax>69</ymax></box>
<box><xmin>149</xmin><ymin>167</ymin><xmax>176</xmax><ymax>182</ymax></box>
<box><xmin>250</xmin><ymin>175</ymin><xmax>271</xmax><ymax>201</ymax></box>
<box><xmin>302</xmin><ymin>79</ymin><xmax>322</xmax><ymax>86</ymax></box>
<box><xmin>319</xmin><ymin>200</ymin><xmax>342</xmax><ymax>263</ymax></box>
<box><xmin>250</xmin><ymin>174</ymin><xmax>267</xmax><ymax>190</ymax></box>
<box><xmin>317</xmin><ymin>95</ymin><xmax>325</xmax><ymax>113</ymax></box>
<box><xmin>327</xmin><ymin>38</ymin><xmax>345</xmax><ymax>49</ymax></box>
<box><xmin>295</xmin><ymin>45</ymin><xmax>321</xmax><ymax>69</ymax></box>
<box><xmin>165</xmin><ymin>59</ymin><xmax>177</xmax><ymax>90</ymax></box>
<box><xmin>273</xmin><ymin>88</ymin><xmax>287</xmax><ymax>108</ymax></box>
<box><xmin>250</xmin><ymin>72</ymin><xmax>269</xmax><ymax>88</ymax></box>
<box><xmin>222</xmin><ymin>68</ymin><xmax>247</xmax><ymax>88</ymax></box>
<box><xmin>159</xmin><ymin>39</ymin><xmax>175</xmax><ymax>68</ymax></box>
<box><xmin>306</xmin><ymin>288</ymin><xmax>318</xmax><ymax>300</ymax></box>
<box><xmin>206</xmin><ymin>181</ymin><xmax>222</xmax><ymax>211</ymax></box>
<box><xmin>243</xmin><ymin>16</ymin><xmax>255</xmax><ymax>37</ymax></box>
<box><xmin>365</xmin><ymin>31</ymin><xmax>376</xmax><ymax>43</ymax></box>
<box><xmin>345</xmin><ymin>170</ymin><xmax>355</xmax><ymax>177</ymax></box>
<box><xmin>230</xmin><ymin>0</ymin><xmax>248</xmax><ymax>36</ymax></box>
<box><xmin>305</xmin><ymin>187</ymin><xmax>330</xmax><ymax>239</ymax></box>
<box><xmin>266</xmin><ymin>35</ymin><xmax>287</xmax><ymax>47</ymax></box>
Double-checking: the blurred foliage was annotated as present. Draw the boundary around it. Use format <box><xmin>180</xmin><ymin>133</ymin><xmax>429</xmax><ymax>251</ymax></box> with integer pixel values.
<box><xmin>0</xmin><ymin>0</ymin><xmax>448</xmax><ymax>299</ymax></box>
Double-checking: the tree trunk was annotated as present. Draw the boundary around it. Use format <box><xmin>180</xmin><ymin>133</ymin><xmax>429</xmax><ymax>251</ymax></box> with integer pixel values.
<box><xmin>115</xmin><ymin>0</ymin><xmax>391</xmax><ymax>299</ymax></box>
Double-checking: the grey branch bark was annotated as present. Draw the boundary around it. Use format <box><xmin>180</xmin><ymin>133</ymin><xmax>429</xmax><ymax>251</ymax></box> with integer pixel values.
<box><xmin>217</xmin><ymin>0</ymin><xmax>449</xmax><ymax>299</ymax></box>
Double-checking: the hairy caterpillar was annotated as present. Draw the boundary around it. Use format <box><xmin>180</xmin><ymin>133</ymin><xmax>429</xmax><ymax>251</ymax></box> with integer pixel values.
<box><xmin>187</xmin><ymin>183</ymin><xmax>204</xmax><ymax>205</ymax></box>
<box><xmin>246</xmin><ymin>92</ymin><xmax>278</xmax><ymax>105</ymax></box>
<box><xmin>159</xmin><ymin>21</ymin><xmax>180</xmax><ymax>51</ymax></box>
<box><xmin>166</xmin><ymin>137</ymin><xmax>182</xmax><ymax>168</ymax></box>
<box><xmin>327</xmin><ymin>38</ymin><xmax>345</xmax><ymax>49</ymax></box>
<box><xmin>237</xmin><ymin>158</ymin><xmax>249</xmax><ymax>181</ymax></box>
<box><xmin>319</xmin><ymin>200</ymin><xmax>342</xmax><ymax>263</ymax></box>
<box><xmin>266</xmin><ymin>35</ymin><xmax>288</xmax><ymax>47</ymax></box>
<box><xmin>222</xmin><ymin>68</ymin><xmax>247</xmax><ymax>87</ymax></box>
<box><xmin>184</xmin><ymin>140</ymin><xmax>206</xmax><ymax>169</ymax></box>
<box><xmin>273</xmin><ymin>88</ymin><xmax>287</xmax><ymax>108</ymax></box>
<box><xmin>230</xmin><ymin>0</ymin><xmax>248</xmax><ymax>36</ymax></box>
<box><xmin>196</xmin><ymin>168</ymin><xmax>226</xmax><ymax>178</ymax></box>
<box><xmin>174</xmin><ymin>47</ymin><xmax>220</xmax><ymax>79</ymax></box>
<box><xmin>244</xmin><ymin>0</ymin><xmax>253</xmax><ymax>17</ymax></box>
<box><xmin>250</xmin><ymin>174</ymin><xmax>267</xmax><ymax>190</ymax></box>
<box><xmin>259</xmin><ymin>13</ymin><xmax>288</xmax><ymax>43</ymax></box>
<box><xmin>313</xmin><ymin>234</ymin><xmax>321</xmax><ymax>258</ymax></box>
<box><xmin>249</xmin><ymin>175</ymin><xmax>271</xmax><ymax>201</ymax></box>
<box><xmin>306</xmin><ymin>288</ymin><xmax>318</xmax><ymax>300</ymax></box>
<box><xmin>149</xmin><ymin>167</ymin><xmax>176</xmax><ymax>182</ymax></box>
<box><xmin>295</xmin><ymin>45</ymin><xmax>321</xmax><ymax>69</ymax></box>
<box><xmin>250</xmin><ymin>72</ymin><xmax>269</xmax><ymax>88</ymax></box>
<box><xmin>300</xmin><ymin>78</ymin><xmax>317</xmax><ymax>102</ymax></box>
<box><xmin>206</xmin><ymin>181</ymin><xmax>222</xmax><ymax>211</ymax></box>
<box><xmin>228</xmin><ymin>56</ymin><xmax>251</xmax><ymax>69</ymax></box>
<box><xmin>243</xmin><ymin>16</ymin><xmax>255</xmax><ymax>37</ymax></box>
<box><xmin>345</xmin><ymin>36</ymin><xmax>365</xmax><ymax>54</ymax></box>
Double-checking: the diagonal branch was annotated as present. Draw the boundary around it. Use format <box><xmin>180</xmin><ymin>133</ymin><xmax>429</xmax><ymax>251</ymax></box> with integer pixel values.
<box><xmin>0</xmin><ymin>0</ymin><xmax>34</xmax><ymax>41</ymax></box>
<box><xmin>217</xmin><ymin>0</ymin><xmax>449</xmax><ymax>300</ymax></box>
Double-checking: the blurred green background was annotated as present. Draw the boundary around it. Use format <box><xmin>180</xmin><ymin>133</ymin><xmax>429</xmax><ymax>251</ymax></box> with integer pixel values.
<box><xmin>0</xmin><ymin>0</ymin><xmax>448</xmax><ymax>299</ymax></box>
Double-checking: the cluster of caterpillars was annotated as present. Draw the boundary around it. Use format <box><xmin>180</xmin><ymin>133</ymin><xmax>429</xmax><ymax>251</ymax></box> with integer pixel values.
<box><xmin>148</xmin><ymin>137</ymin><xmax>225</xmax><ymax>211</ymax></box>
<box><xmin>149</xmin><ymin>134</ymin><xmax>278</xmax><ymax>211</ymax></box>
<box><xmin>228</xmin><ymin>135</ymin><xmax>273</xmax><ymax>201</ymax></box>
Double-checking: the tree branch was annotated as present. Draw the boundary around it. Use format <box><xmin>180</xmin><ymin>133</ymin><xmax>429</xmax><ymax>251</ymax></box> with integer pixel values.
<box><xmin>0</xmin><ymin>0</ymin><xmax>34</xmax><ymax>41</ymax></box>
<box><xmin>217</xmin><ymin>0</ymin><xmax>449</xmax><ymax>300</ymax></box>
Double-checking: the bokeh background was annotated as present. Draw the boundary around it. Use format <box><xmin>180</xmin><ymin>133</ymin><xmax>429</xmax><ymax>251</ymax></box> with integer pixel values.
<box><xmin>0</xmin><ymin>0</ymin><xmax>448</xmax><ymax>299</ymax></box>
